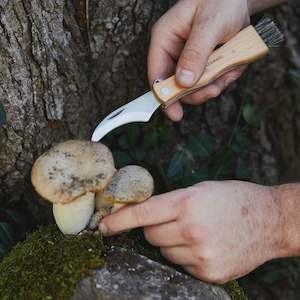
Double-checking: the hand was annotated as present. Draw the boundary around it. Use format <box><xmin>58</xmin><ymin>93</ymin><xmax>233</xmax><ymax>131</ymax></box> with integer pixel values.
<box><xmin>99</xmin><ymin>181</ymin><xmax>288</xmax><ymax>283</ymax></box>
<box><xmin>148</xmin><ymin>0</ymin><xmax>251</xmax><ymax>121</ymax></box>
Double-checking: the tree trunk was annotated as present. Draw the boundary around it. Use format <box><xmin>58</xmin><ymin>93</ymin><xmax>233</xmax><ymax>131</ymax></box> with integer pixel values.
<box><xmin>0</xmin><ymin>0</ymin><xmax>168</xmax><ymax>221</ymax></box>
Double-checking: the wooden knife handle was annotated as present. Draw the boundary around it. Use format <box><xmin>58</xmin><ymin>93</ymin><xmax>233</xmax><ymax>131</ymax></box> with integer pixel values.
<box><xmin>152</xmin><ymin>25</ymin><xmax>269</xmax><ymax>107</ymax></box>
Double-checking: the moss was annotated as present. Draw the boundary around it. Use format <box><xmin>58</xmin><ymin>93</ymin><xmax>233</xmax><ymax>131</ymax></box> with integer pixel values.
<box><xmin>0</xmin><ymin>226</ymin><xmax>249</xmax><ymax>300</ymax></box>
<box><xmin>224</xmin><ymin>281</ymin><xmax>250</xmax><ymax>300</ymax></box>
<box><xmin>0</xmin><ymin>225</ymin><xmax>104</xmax><ymax>300</ymax></box>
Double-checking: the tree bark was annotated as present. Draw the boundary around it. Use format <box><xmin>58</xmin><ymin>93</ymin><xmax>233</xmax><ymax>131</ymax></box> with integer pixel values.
<box><xmin>0</xmin><ymin>0</ymin><xmax>168</xmax><ymax>221</ymax></box>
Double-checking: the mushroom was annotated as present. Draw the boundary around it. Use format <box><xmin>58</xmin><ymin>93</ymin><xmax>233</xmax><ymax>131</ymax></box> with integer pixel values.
<box><xmin>95</xmin><ymin>165</ymin><xmax>154</xmax><ymax>217</ymax></box>
<box><xmin>31</xmin><ymin>140</ymin><xmax>116</xmax><ymax>234</ymax></box>
<box><xmin>53</xmin><ymin>193</ymin><xmax>95</xmax><ymax>235</ymax></box>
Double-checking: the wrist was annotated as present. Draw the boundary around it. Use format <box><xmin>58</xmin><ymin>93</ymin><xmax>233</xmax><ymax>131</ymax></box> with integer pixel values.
<box><xmin>270</xmin><ymin>184</ymin><xmax>300</xmax><ymax>257</ymax></box>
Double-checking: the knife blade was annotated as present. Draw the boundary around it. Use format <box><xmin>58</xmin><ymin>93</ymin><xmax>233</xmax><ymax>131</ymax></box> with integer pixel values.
<box><xmin>92</xmin><ymin>22</ymin><xmax>277</xmax><ymax>141</ymax></box>
<box><xmin>91</xmin><ymin>91</ymin><xmax>160</xmax><ymax>142</ymax></box>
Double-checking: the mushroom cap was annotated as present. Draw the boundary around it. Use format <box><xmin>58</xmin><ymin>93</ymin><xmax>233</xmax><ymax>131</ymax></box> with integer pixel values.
<box><xmin>53</xmin><ymin>192</ymin><xmax>95</xmax><ymax>235</ymax></box>
<box><xmin>96</xmin><ymin>165</ymin><xmax>154</xmax><ymax>209</ymax></box>
<box><xmin>31</xmin><ymin>140</ymin><xmax>116</xmax><ymax>204</ymax></box>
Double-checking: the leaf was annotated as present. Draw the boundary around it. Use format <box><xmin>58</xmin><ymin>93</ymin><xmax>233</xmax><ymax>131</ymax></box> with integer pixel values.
<box><xmin>167</xmin><ymin>151</ymin><xmax>187</xmax><ymax>178</ymax></box>
<box><xmin>0</xmin><ymin>243</ymin><xmax>9</xmax><ymax>260</ymax></box>
<box><xmin>117</xmin><ymin>134</ymin><xmax>130</xmax><ymax>149</ymax></box>
<box><xmin>126</xmin><ymin>125</ymin><xmax>140</xmax><ymax>147</ymax></box>
<box><xmin>235</xmin><ymin>160</ymin><xmax>251</xmax><ymax>180</ymax></box>
<box><xmin>131</xmin><ymin>149</ymin><xmax>145</xmax><ymax>161</ymax></box>
<box><xmin>143</xmin><ymin>131</ymin><xmax>158</xmax><ymax>149</ymax></box>
<box><xmin>288</xmin><ymin>68</ymin><xmax>300</xmax><ymax>81</ymax></box>
<box><xmin>0</xmin><ymin>222</ymin><xmax>16</xmax><ymax>248</ymax></box>
<box><xmin>212</xmin><ymin>148</ymin><xmax>235</xmax><ymax>179</ymax></box>
<box><xmin>242</xmin><ymin>104</ymin><xmax>256</xmax><ymax>125</ymax></box>
<box><xmin>0</xmin><ymin>103</ymin><xmax>6</xmax><ymax>126</ymax></box>
<box><xmin>261</xmin><ymin>268</ymin><xmax>282</xmax><ymax>284</ymax></box>
<box><xmin>192</xmin><ymin>168</ymin><xmax>210</xmax><ymax>182</ymax></box>
<box><xmin>113</xmin><ymin>150</ymin><xmax>132</xmax><ymax>168</ymax></box>
<box><xmin>1</xmin><ymin>209</ymin><xmax>26</xmax><ymax>233</ymax></box>
<box><xmin>189</xmin><ymin>134</ymin><xmax>215</xmax><ymax>159</ymax></box>
<box><xmin>231</xmin><ymin>129</ymin><xmax>252</xmax><ymax>154</ymax></box>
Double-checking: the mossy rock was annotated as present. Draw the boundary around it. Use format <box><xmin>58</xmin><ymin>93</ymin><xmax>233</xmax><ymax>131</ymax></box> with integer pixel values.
<box><xmin>0</xmin><ymin>226</ymin><xmax>249</xmax><ymax>300</ymax></box>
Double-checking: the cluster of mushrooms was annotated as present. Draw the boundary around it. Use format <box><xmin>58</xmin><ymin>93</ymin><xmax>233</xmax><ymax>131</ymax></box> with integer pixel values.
<box><xmin>31</xmin><ymin>140</ymin><xmax>154</xmax><ymax>235</ymax></box>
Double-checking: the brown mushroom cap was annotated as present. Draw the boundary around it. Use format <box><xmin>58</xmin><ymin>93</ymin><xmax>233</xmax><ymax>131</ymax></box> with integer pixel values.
<box><xmin>31</xmin><ymin>140</ymin><xmax>116</xmax><ymax>204</ymax></box>
<box><xmin>96</xmin><ymin>165</ymin><xmax>154</xmax><ymax>211</ymax></box>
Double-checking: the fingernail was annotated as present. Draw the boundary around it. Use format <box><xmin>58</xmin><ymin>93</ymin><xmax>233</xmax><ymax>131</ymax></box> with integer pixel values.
<box><xmin>99</xmin><ymin>222</ymin><xmax>108</xmax><ymax>236</ymax></box>
<box><xmin>177</xmin><ymin>69</ymin><xmax>195</xmax><ymax>86</ymax></box>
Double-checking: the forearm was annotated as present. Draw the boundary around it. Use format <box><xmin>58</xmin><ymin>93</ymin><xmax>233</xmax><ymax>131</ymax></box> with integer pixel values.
<box><xmin>272</xmin><ymin>183</ymin><xmax>300</xmax><ymax>257</ymax></box>
<box><xmin>248</xmin><ymin>0</ymin><xmax>287</xmax><ymax>15</ymax></box>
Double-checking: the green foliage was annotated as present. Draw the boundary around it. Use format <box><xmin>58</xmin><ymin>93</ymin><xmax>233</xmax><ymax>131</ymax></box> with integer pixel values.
<box><xmin>0</xmin><ymin>103</ymin><xmax>6</xmax><ymax>126</ymax></box>
<box><xmin>0</xmin><ymin>208</ymin><xmax>27</xmax><ymax>261</ymax></box>
<box><xmin>101</xmin><ymin>106</ymin><xmax>256</xmax><ymax>191</ymax></box>
<box><xmin>167</xmin><ymin>150</ymin><xmax>188</xmax><ymax>178</ymax></box>
<box><xmin>242</xmin><ymin>103</ymin><xmax>256</xmax><ymax>125</ymax></box>
<box><xmin>0</xmin><ymin>226</ymin><xmax>104</xmax><ymax>300</ymax></box>
<box><xmin>288</xmin><ymin>68</ymin><xmax>300</xmax><ymax>81</ymax></box>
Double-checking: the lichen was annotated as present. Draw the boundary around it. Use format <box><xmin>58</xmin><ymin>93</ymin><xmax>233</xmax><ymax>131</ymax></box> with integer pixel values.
<box><xmin>0</xmin><ymin>225</ymin><xmax>104</xmax><ymax>300</ymax></box>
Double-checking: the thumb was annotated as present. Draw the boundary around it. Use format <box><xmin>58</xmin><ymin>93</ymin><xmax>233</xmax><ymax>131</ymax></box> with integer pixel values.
<box><xmin>176</xmin><ymin>22</ymin><xmax>218</xmax><ymax>87</ymax></box>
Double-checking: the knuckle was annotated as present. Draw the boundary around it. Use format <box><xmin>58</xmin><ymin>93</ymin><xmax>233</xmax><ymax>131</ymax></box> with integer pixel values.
<box><xmin>181</xmin><ymin>223</ymin><xmax>202</xmax><ymax>243</ymax></box>
<box><xmin>173</xmin><ymin>187</ymin><xmax>193</xmax><ymax>214</ymax></box>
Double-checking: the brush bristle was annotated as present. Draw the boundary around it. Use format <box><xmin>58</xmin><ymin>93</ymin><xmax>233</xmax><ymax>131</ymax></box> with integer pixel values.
<box><xmin>255</xmin><ymin>16</ymin><xmax>284</xmax><ymax>48</ymax></box>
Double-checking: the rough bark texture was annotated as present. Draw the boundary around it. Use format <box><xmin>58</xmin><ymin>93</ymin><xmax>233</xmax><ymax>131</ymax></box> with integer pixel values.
<box><xmin>0</xmin><ymin>0</ymin><xmax>168</xmax><ymax>220</ymax></box>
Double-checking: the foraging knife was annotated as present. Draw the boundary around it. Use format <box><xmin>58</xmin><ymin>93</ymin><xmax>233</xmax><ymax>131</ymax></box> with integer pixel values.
<box><xmin>91</xmin><ymin>17</ymin><xmax>283</xmax><ymax>142</ymax></box>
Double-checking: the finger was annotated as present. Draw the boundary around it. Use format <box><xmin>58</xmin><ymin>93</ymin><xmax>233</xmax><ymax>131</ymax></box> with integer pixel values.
<box><xmin>160</xmin><ymin>246</ymin><xmax>195</xmax><ymax>265</ymax></box>
<box><xmin>181</xmin><ymin>83</ymin><xmax>221</xmax><ymax>105</ymax></box>
<box><xmin>99</xmin><ymin>188</ymin><xmax>190</xmax><ymax>236</ymax></box>
<box><xmin>147</xmin><ymin>3</ymin><xmax>191</xmax><ymax>85</ymax></box>
<box><xmin>147</xmin><ymin>36</ymin><xmax>178</xmax><ymax>86</ymax></box>
<box><xmin>181</xmin><ymin>65</ymin><xmax>247</xmax><ymax>105</ymax></box>
<box><xmin>163</xmin><ymin>102</ymin><xmax>184</xmax><ymax>122</ymax></box>
<box><xmin>144</xmin><ymin>221</ymin><xmax>186</xmax><ymax>247</ymax></box>
<box><xmin>176</xmin><ymin>20</ymin><xmax>218</xmax><ymax>87</ymax></box>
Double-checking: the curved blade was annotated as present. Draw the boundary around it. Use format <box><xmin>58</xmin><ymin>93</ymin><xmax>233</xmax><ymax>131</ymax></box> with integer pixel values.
<box><xmin>91</xmin><ymin>91</ymin><xmax>160</xmax><ymax>142</ymax></box>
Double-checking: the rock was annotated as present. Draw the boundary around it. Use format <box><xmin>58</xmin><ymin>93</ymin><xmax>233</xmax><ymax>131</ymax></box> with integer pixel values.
<box><xmin>71</xmin><ymin>246</ymin><xmax>231</xmax><ymax>300</ymax></box>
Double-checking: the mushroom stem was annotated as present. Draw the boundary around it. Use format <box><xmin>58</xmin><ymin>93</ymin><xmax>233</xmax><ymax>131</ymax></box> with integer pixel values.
<box><xmin>53</xmin><ymin>193</ymin><xmax>95</xmax><ymax>235</ymax></box>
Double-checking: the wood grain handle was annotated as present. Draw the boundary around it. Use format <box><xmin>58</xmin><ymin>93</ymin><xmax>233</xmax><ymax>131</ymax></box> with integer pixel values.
<box><xmin>152</xmin><ymin>25</ymin><xmax>269</xmax><ymax>107</ymax></box>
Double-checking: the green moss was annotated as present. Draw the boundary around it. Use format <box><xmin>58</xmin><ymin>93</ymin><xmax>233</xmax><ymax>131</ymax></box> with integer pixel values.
<box><xmin>0</xmin><ymin>226</ymin><xmax>104</xmax><ymax>300</ymax></box>
<box><xmin>224</xmin><ymin>281</ymin><xmax>250</xmax><ymax>300</ymax></box>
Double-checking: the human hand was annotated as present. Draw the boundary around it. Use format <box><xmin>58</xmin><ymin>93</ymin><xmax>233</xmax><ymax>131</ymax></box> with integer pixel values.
<box><xmin>148</xmin><ymin>0</ymin><xmax>251</xmax><ymax>121</ymax></box>
<box><xmin>99</xmin><ymin>181</ymin><xmax>287</xmax><ymax>283</ymax></box>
